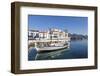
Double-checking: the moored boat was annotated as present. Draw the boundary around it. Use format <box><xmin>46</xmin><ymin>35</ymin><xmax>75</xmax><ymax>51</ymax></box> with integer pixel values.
<box><xmin>28</xmin><ymin>28</ymin><xmax>70</xmax><ymax>52</ymax></box>
<box><xmin>36</xmin><ymin>44</ymin><xmax>69</xmax><ymax>53</ymax></box>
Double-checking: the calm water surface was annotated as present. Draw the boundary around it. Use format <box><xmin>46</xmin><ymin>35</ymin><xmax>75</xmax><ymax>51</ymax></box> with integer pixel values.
<box><xmin>28</xmin><ymin>40</ymin><xmax>88</xmax><ymax>60</ymax></box>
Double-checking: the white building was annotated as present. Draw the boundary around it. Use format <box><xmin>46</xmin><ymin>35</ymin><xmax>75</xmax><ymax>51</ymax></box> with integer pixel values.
<box><xmin>48</xmin><ymin>29</ymin><xmax>69</xmax><ymax>40</ymax></box>
<box><xmin>28</xmin><ymin>30</ymin><xmax>39</xmax><ymax>39</ymax></box>
<box><xmin>28</xmin><ymin>28</ymin><xmax>69</xmax><ymax>41</ymax></box>
<box><xmin>39</xmin><ymin>32</ymin><xmax>49</xmax><ymax>39</ymax></box>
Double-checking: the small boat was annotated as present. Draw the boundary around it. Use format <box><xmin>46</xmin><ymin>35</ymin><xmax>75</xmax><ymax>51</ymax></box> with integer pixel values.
<box><xmin>36</xmin><ymin>45</ymin><xmax>68</xmax><ymax>52</ymax></box>
<box><xmin>28</xmin><ymin>28</ymin><xmax>70</xmax><ymax>52</ymax></box>
<box><xmin>35</xmin><ymin>42</ymin><xmax>70</xmax><ymax>53</ymax></box>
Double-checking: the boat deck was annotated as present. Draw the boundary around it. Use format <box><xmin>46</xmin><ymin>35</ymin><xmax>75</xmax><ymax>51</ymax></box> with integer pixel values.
<box><xmin>36</xmin><ymin>45</ymin><xmax>69</xmax><ymax>53</ymax></box>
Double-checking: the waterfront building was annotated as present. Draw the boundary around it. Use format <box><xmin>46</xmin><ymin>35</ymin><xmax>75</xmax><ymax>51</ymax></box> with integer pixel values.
<box><xmin>28</xmin><ymin>30</ymin><xmax>39</xmax><ymax>40</ymax></box>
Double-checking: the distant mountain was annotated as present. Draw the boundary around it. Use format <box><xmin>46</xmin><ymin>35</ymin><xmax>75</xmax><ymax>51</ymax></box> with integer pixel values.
<box><xmin>68</xmin><ymin>33</ymin><xmax>88</xmax><ymax>40</ymax></box>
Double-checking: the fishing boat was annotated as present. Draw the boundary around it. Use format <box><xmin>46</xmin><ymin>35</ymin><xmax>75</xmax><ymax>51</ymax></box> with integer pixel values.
<box><xmin>35</xmin><ymin>42</ymin><xmax>70</xmax><ymax>52</ymax></box>
<box><xmin>28</xmin><ymin>28</ymin><xmax>70</xmax><ymax>52</ymax></box>
<box><xmin>35</xmin><ymin>47</ymin><xmax>70</xmax><ymax>60</ymax></box>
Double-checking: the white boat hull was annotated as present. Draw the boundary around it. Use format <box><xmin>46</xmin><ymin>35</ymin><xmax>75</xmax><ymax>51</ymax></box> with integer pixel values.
<box><xmin>36</xmin><ymin>45</ymin><xmax>69</xmax><ymax>53</ymax></box>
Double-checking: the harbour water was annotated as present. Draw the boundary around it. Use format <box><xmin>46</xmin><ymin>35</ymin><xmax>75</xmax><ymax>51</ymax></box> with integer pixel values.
<box><xmin>28</xmin><ymin>40</ymin><xmax>88</xmax><ymax>60</ymax></box>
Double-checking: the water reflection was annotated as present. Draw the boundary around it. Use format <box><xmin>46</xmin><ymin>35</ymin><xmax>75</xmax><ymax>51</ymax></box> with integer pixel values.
<box><xmin>28</xmin><ymin>40</ymin><xmax>88</xmax><ymax>61</ymax></box>
<box><xmin>35</xmin><ymin>48</ymin><xmax>69</xmax><ymax>60</ymax></box>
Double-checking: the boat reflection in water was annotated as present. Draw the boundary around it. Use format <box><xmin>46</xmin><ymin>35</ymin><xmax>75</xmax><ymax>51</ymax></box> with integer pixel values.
<box><xmin>35</xmin><ymin>48</ymin><xmax>70</xmax><ymax>60</ymax></box>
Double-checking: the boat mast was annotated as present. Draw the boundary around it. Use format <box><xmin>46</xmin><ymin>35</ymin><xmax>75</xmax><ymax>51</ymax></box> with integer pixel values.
<box><xmin>49</xmin><ymin>28</ymin><xmax>52</xmax><ymax>43</ymax></box>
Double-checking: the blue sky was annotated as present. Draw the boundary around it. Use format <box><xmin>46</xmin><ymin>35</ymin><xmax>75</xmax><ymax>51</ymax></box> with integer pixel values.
<box><xmin>28</xmin><ymin>15</ymin><xmax>88</xmax><ymax>35</ymax></box>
